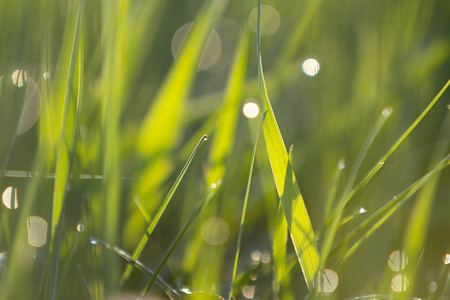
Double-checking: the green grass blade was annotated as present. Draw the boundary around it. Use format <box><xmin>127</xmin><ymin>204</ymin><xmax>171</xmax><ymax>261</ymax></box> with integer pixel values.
<box><xmin>331</xmin><ymin>154</ymin><xmax>450</xmax><ymax>269</ymax></box>
<box><xmin>48</xmin><ymin>2</ymin><xmax>84</xmax><ymax>298</ymax></box>
<box><xmin>207</xmin><ymin>29</ymin><xmax>250</xmax><ymax>183</ymax></box>
<box><xmin>256</xmin><ymin>0</ymin><xmax>319</xmax><ymax>290</ymax></box>
<box><xmin>133</xmin><ymin>196</ymin><xmax>151</xmax><ymax>223</ymax></box>
<box><xmin>228</xmin><ymin>113</ymin><xmax>264</xmax><ymax>300</ymax></box>
<box><xmin>140</xmin><ymin>182</ymin><xmax>221</xmax><ymax>298</ymax></box>
<box><xmin>401</xmin><ymin>109</ymin><xmax>450</xmax><ymax>297</ymax></box>
<box><xmin>319</xmin><ymin>107</ymin><xmax>392</xmax><ymax>269</ymax></box>
<box><xmin>90</xmin><ymin>237</ymin><xmax>182</xmax><ymax>300</ymax></box>
<box><xmin>122</xmin><ymin>134</ymin><xmax>208</xmax><ymax>283</ymax></box>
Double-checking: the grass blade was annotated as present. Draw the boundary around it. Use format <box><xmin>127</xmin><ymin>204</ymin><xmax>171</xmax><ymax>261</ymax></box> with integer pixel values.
<box><xmin>140</xmin><ymin>182</ymin><xmax>221</xmax><ymax>298</ymax></box>
<box><xmin>331</xmin><ymin>154</ymin><xmax>450</xmax><ymax>269</ymax></box>
<box><xmin>228</xmin><ymin>113</ymin><xmax>264</xmax><ymax>300</ymax></box>
<box><xmin>256</xmin><ymin>0</ymin><xmax>319</xmax><ymax>289</ymax></box>
<box><xmin>122</xmin><ymin>134</ymin><xmax>208</xmax><ymax>283</ymax></box>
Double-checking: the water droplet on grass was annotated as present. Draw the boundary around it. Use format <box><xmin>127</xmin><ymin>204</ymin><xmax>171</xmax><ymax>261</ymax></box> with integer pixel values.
<box><xmin>251</xmin><ymin>250</ymin><xmax>261</xmax><ymax>262</ymax></box>
<box><xmin>77</xmin><ymin>223</ymin><xmax>85</xmax><ymax>232</ymax></box>
<box><xmin>90</xmin><ymin>238</ymin><xmax>98</xmax><ymax>245</ymax></box>
<box><xmin>382</xmin><ymin>107</ymin><xmax>393</xmax><ymax>117</ymax></box>
<box><xmin>202</xmin><ymin>134</ymin><xmax>208</xmax><ymax>141</ymax></box>
<box><xmin>359</xmin><ymin>207</ymin><xmax>367</xmax><ymax>214</ymax></box>
<box><xmin>42</xmin><ymin>72</ymin><xmax>50</xmax><ymax>80</ymax></box>
<box><xmin>302</xmin><ymin>58</ymin><xmax>320</xmax><ymax>77</ymax></box>
<box><xmin>444</xmin><ymin>253</ymin><xmax>450</xmax><ymax>264</ymax></box>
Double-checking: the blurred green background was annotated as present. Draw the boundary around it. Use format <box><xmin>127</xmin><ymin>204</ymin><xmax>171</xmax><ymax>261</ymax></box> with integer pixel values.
<box><xmin>0</xmin><ymin>0</ymin><xmax>449</xmax><ymax>299</ymax></box>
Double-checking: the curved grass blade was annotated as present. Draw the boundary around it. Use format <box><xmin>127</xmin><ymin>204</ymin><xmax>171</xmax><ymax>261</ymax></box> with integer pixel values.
<box><xmin>228</xmin><ymin>113</ymin><xmax>264</xmax><ymax>300</ymax></box>
<box><xmin>139</xmin><ymin>182</ymin><xmax>221</xmax><ymax>298</ymax></box>
<box><xmin>90</xmin><ymin>237</ymin><xmax>182</xmax><ymax>300</ymax></box>
<box><xmin>256</xmin><ymin>0</ymin><xmax>319</xmax><ymax>289</ymax></box>
<box><xmin>319</xmin><ymin>107</ymin><xmax>393</xmax><ymax>270</ymax></box>
<box><xmin>122</xmin><ymin>134</ymin><xmax>208</xmax><ymax>283</ymax></box>
<box><xmin>331</xmin><ymin>153</ymin><xmax>450</xmax><ymax>269</ymax></box>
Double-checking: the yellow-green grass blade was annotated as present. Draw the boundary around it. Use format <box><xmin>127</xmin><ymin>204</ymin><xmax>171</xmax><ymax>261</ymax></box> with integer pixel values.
<box><xmin>319</xmin><ymin>107</ymin><xmax>393</xmax><ymax>270</ymax></box>
<box><xmin>256</xmin><ymin>0</ymin><xmax>319</xmax><ymax>290</ymax></box>
<box><xmin>140</xmin><ymin>182</ymin><xmax>221</xmax><ymax>298</ymax></box>
<box><xmin>125</xmin><ymin>0</ymin><xmax>227</xmax><ymax>245</ymax></box>
<box><xmin>350</xmin><ymin>79</ymin><xmax>450</xmax><ymax>202</ymax></box>
<box><xmin>401</xmin><ymin>108</ymin><xmax>450</xmax><ymax>298</ymax></box>
<box><xmin>48</xmin><ymin>2</ymin><xmax>84</xmax><ymax>299</ymax></box>
<box><xmin>228</xmin><ymin>113</ymin><xmax>264</xmax><ymax>300</ymax></box>
<box><xmin>122</xmin><ymin>134</ymin><xmax>208</xmax><ymax>283</ymax></box>
<box><xmin>207</xmin><ymin>29</ymin><xmax>250</xmax><ymax>183</ymax></box>
<box><xmin>90</xmin><ymin>237</ymin><xmax>182</xmax><ymax>300</ymax></box>
<box><xmin>134</xmin><ymin>196</ymin><xmax>151</xmax><ymax>223</ymax></box>
<box><xmin>331</xmin><ymin>153</ymin><xmax>450</xmax><ymax>269</ymax></box>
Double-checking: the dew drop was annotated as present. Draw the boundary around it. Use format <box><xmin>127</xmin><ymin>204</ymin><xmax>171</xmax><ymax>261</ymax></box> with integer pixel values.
<box><xmin>42</xmin><ymin>72</ymin><xmax>50</xmax><ymax>80</ymax></box>
<box><xmin>359</xmin><ymin>207</ymin><xmax>367</xmax><ymax>214</ymax></box>
<box><xmin>210</xmin><ymin>183</ymin><xmax>217</xmax><ymax>189</ymax></box>
<box><xmin>382</xmin><ymin>107</ymin><xmax>393</xmax><ymax>117</ymax></box>
<box><xmin>444</xmin><ymin>253</ymin><xmax>450</xmax><ymax>265</ymax></box>
<box><xmin>90</xmin><ymin>238</ymin><xmax>98</xmax><ymax>245</ymax></box>
<box><xmin>338</xmin><ymin>159</ymin><xmax>346</xmax><ymax>170</ymax></box>
<box><xmin>77</xmin><ymin>223</ymin><xmax>85</xmax><ymax>232</ymax></box>
<box><xmin>202</xmin><ymin>134</ymin><xmax>208</xmax><ymax>141</ymax></box>
<box><xmin>302</xmin><ymin>58</ymin><xmax>320</xmax><ymax>77</ymax></box>
<box><xmin>2</xmin><ymin>187</ymin><xmax>19</xmax><ymax>209</ymax></box>
<box><xmin>243</xmin><ymin>101</ymin><xmax>260</xmax><ymax>119</ymax></box>
<box><xmin>251</xmin><ymin>250</ymin><xmax>262</xmax><ymax>262</ymax></box>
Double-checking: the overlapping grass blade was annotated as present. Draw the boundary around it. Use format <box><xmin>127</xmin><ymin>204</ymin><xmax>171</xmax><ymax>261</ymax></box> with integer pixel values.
<box><xmin>319</xmin><ymin>107</ymin><xmax>393</xmax><ymax>269</ymax></box>
<box><xmin>331</xmin><ymin>153</ymin><xmax>450</xmax><ymax>269</ymax></box>
<box><xmin>122</xmin><ymin>134</ymin><xmax>208</xmax><ymax>283</ymax></box>
<box><xmin>228</xmin><ymin>113</ymin><xmax>264</xmax><ymax>300</ymax></box>
<box><xmin>140</xmin><ymin>183</ymin><xmax>221</xmax><ymax>298</ymax></box>
<box><xmin>401</xmin><ymin>109</ymin><xmax>450</xmax><ymax>297</ymax></box>
<box><xmin>256</xmin><ymin>0</ymin><xmax>319</xmax><ymax>289</ymax></box>
<box><xmin>90</xmin><ymin>237</ymin><xmax>182</xmax><ymax>300</ymax></box>
<box><xmin>48</xmin><ymin>1</ymin><xmax>84</xmax><ymax>298</ymax></box>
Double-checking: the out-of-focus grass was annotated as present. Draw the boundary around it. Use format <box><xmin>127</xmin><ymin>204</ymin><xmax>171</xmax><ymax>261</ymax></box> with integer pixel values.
<box><xmin>0</xmin><ymin>0</ymin><xmax>449</xmax><ymax>299</ymax></box>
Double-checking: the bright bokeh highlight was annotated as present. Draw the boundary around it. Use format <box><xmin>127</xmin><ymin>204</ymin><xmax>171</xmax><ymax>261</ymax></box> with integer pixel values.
<box><xmin>302</xmin><ymin>58</ymin><xmax>320</xmax><ymax>77</ymax></box>
<box><xmin>315</xmin><ymin>269</ymin><xmax>339</xmax><ymax>294</ymax></box>
<box><xmin>248</xmin><ymin>5</ymin><xmax>280</xmax><ymax>35</ymax></box>
<box><xmin>27</xmin><ymin>216</ymin><xmax>48</xmax><ymax>247</ymax></box>
<box><xmin>391</xmin><ymin>274</ymin><xmax>409</xmax><ymax>292</ymax></box>
<box><xmin>243</xmin><ymin>101</ymin><xmax>260</xmax><ymax>119</ymax></box>
<box><xmin>388</xmin><ymin>250</ymin><xmax>408</xmax><ymax>271</ymax></box>
<box><xmin>11</xmin><ymin>69</ymin><xmax>27</xmax><ymax>87</ymax></box>
<box><xmin>201</xmin><ymin>217</ymin><xmax>230</xmax><ymax>245</ymax></box>
<box><xmin>2</xmin><ymin>187</ymin><xmax>18</xmax><ymax>209</ymax></box>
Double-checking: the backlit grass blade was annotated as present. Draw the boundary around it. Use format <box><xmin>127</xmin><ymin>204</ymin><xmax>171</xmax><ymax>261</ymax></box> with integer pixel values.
<box><xmin>331</xmin><ymin>153</ymin><xmax>450</xmax><ymax>269</ymax></box>
<box><xmin>320</xmin><ymin>107</ymin><xmax>393</xmax><ymax>269</ymax></box>
<box><xmin>122</xmin><ymin>134</ymin><xmax>208</xmax><ymax>283</ymax></box>
<box><xmin>48</xmin><ymin>2</ymin><xmax>84</xmax><ymax>298</ymax></box>
<box><xmin>256</xmin><ymin>0</ymin><xmax>319</xmax><ymax>289</ymax></box>
<box><xmin>207</xmin><ymin>29</ymin><xmax>250</xmax><ymax>183</ymax></box>
<box><xmin>401</xmin><ymin>109</ymin><xmax>450</xmax><ymax>297</ymax></box>
<box><xmin>228</xmin><ymin>113</ymin><xmax>264</xmax><ymax>300</ymax></box>
<box><xmin>140</xmin><ymin>182</ymin><xmax>221</xmax><ymax>298</ymax></box>
<box><xmin>90</xmin><ymin>237</ymin><xmax>182</xmax><ymax>300</ymax></box>
<box><xmin>134</xmin><ymin>196</ymin><xmax>151</xmax><ymax>223</ymax></box>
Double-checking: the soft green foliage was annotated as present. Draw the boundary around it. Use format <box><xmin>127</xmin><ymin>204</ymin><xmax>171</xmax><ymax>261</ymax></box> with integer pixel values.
<box><xmin>0</xmin><ymin>0</ymin><xmax>449</xmax><ymax>299</ymax></box>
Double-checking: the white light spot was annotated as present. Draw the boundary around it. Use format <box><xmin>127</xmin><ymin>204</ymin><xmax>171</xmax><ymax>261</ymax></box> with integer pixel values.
<box><xmin>302</xmin><ymin>58</ymin><xmax>320</xmax><ymax>77</ymax></box>
<box><xmin>42</xmin><ymin>72</ymin><xmax>50</xmax><ymax>80</ymax></box>
<box><xmin>90</xmin><ymin>238</ymin><xmax>98</xmax><ymax>245</ymax></box>
<box><xmin>315</xmin><ymin>269</ymin><xmax>339</xmax><ymax>294</ymax></box>
<box><xmin>201</xmin><ymin>217</ymin><xmax>230</xmax><ymax>246</ymax></box>
<box><xmin>444</xmin><ymin>253</ymin><xmax>450</xmax><ymax>265</ymax></box>
<box><xmin>210</xmin><ymin>183</ymin><xmax>217</xmax><ymax>189</ymax></box>
<box><xmin>338</xmin><ymin>159</ymin><xmax>346</xmax><ymax>170</ymax></box>
<box><xmin>27</xmin><ymin>216</ymin><xmax>48</xmax><ymax>247</ymax></box>
<box><xmin>171</xmin><ymin>22</ymin><xmax>222</xmax><ymax>70</ymax></box>
<box><xmin>359</xmin><ymin>207</ymin><xmax>367</xmax><ymax>214</ymax></box>
<box><xmin>248</xmin><ymin>5</ymin><xmax>280</xmax><ymax>36</ymax></box>
<box><xmin>77</xmin><ymin>223</ymin><xmax>85</xmax><ymax>232</ymax></box>
<box><xmin>243</xmin><ymin>101</ymin><xmax>260</xmax><ymax>119</ymax></box>
<box><xmin>2</xmin><ymin>187</ymin><xmax>18</xmax><ymax>209</ymax></box>
<box><xmin>251</xmin><ymin>250</ymin><xmax>262</xmax><ymax>262</ymax></box>
<box><xmin>242</xmin><ymin>285</ymin><xmax>255</xmax><ymax>299</ymax></box>
<box><xmin>429</xmin><ymin>281</ymin><xmax>437</xmax><ymax>292</ymax></box>
<box><xmin>261</xmin><ymin>251</ymin><xmax>271</xmax><ymax>263</ymax></box>
<box><xmin>391</xmin><ymin>274</ymin><xmax>409</xmax><ymax>292</ymax></box>
<box><xmin>382</xmin><ymin>107</ymin><xmax>393</xmax><ymax>117</ymax></box>
<box><xmin>388</xmin><ymin>250</ymin><xmax>408</xmax><ymax>271</ymax></box>
<box><xmin>12</xmin><ymin>69</ymin><xmax>27</xmax><ymax>87</ymax></box>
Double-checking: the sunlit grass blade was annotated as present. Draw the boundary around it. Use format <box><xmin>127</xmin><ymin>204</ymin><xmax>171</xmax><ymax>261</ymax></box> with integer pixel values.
<box><xmin>228</xmin><ymin>113</ymin><xmax>264</xmax><ymax>300</ymax></box>
<box><xmin>207</xmin><ymin>29</ymin><xmax>250</xmax><ymax>183</ymax></box>
<box><xmin>89</xmin><ymin>237</ymin><xmax>182</xmax><ymax>300</ymax></box>
<box><xmin>47</xmin><ymin>2</ymin><xmax>84</xmax><ymax>298</ymax></box>
<box><xmin>134</xmin><ymin>196</ymin><xmax>151</xmax><ymax>223</ymax></box>
<box><xmin>319</xmin><ymin>107</ymin><xmax>392</xmax><ymax>269</ymax></box>
<box><xmin>140</xmin><ymin>182</ymin><xmax>221</xmax><ymax>298</ymax></box>
<box><xmin>122</xmin><ymin>134</ymin><xmax>208</xmax><ymax>283</ymax></box>
<box><xmin>256</xmin><ymin>0</ymin><xmax>319</xmax><ymax>289</ymax></box>
<box><xmin>331</xmin><ymin>153</ymin><xmax>450</xmax><ymax>269</ymax></box>
<box><xmin>401</xmin><ymin>109</ymin><xmax>450</xmax><ymax>297</ymax></box>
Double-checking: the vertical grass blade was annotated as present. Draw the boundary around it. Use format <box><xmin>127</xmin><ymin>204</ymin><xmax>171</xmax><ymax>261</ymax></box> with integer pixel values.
<box><xmin>48</xmin><ymin>2</ymin><xmax>84</xmax><ymax>298</ymax></box>
<box><xmin>228</xmin><ymin>114</ymin><xmax>264</xmax><ymax>300</ymax></box>
<box><xmin>256</xmin><ymin>0</ymin><xmax>319</xmax><ymax>290</ymax></box>
<box><xmin>122</xmin><ymin>134</ymin><xmax>208</xmax><ymax>283</ymax></box>
<box><xmin>140</xmin><ymin>183</ymin><xmax>221</xmax><ymax>298</ymax></box>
